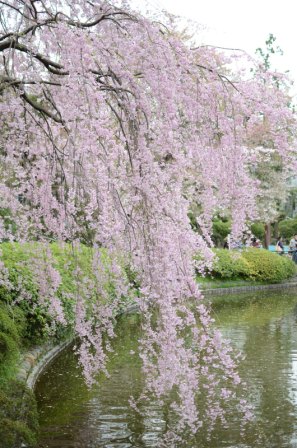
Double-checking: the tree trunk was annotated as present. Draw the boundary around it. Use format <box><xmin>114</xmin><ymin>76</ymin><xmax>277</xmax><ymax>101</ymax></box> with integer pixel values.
<box><xmin>264</xmin><ymin>223</ymin><xmax>271</xmax><ymax>249</ymax></box>
<box><xmin>273</xmin><ymin>221</ymin><xmax>279</xmax><ymax>239</ymax></box>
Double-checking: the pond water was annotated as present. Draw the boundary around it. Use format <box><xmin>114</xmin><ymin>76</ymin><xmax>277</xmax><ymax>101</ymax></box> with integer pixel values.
<box><xmin>36</xmin><ymin>289</ymin><xmax>297</xmax><ymax>448</ymax></box>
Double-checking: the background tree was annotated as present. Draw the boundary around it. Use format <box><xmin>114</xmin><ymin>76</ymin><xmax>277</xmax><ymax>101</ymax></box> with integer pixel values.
<box><xmin>252</xmin><ymin>34</ymin><xmax>295</xmax><ymax>247</ymax></box>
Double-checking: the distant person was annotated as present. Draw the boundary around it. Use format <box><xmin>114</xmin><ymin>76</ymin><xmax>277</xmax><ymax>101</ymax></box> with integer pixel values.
<box><xmin>223</xmin><ymin>234</ymin><xmax>231</xmax><ymax>250</ymax></box>
<box><xmin>276</xmin><ymin>236</ymin><xmax>284</xmax><ymax>255</ymax></box>
<box><xmin>289</xmin><ymin>234</ymin><xmax>297</xmax><ymax>263</ymax></box>
<box><xmin>256</xmin><ymin>239</ymin><xmax>263</xmax><ymax>248</ymax></box>
<box><xmin>251</xmin><ymin>237</ymin><xmax>260</xmax><ymax>248</ymax></box>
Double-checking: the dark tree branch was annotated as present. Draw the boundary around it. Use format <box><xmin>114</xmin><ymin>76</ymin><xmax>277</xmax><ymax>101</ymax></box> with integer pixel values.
<box><xmin>196</xmin><ymin>63</ymin><xmax>240</xmax><ymax>92</ymax></box>
<box><xmin>0</xmin><ymin>17</ymin><xmax>59</xmax><ymax>41</ymax></box>
<box><xmin>0</xmin><ymin>38</ymin><xmax>69</xmax><ymax>75</ymax></box>
<box><xmin>0</xmin><ymin>2</ymin><xmax>138</xmax><ymax>126</ymax></box>
<box><xmin>21</xmin><ymin>91</ymin><xmax>62</xmax><ymax>123</ymax></box>
<box><xmin>106</xmin><ymin>99</ymin><xmax>134</xmax><ymax>170</ymax></box>
<box><xmin>192</xmin><ymin>45</ymin><xmax>245</xmax><ymax>52</ymax></box>
<box><xmin>29</xmin><ymin>0</ymin><xmax>38</xmax><ymax>20</ymax></box>
<box><xmin>0</xmin><ymin>75</ymin><xmax>61</xmax><ymax>91</ymax></box>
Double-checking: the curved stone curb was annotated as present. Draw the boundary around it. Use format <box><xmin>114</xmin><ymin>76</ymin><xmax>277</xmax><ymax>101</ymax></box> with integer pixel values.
<box><xmin>16</xmin><ymin>301</ymin><xmax>139</xmax><ymax>393</ymax></box>
<box><xmin>16</xmin><ymin>338</ymin><xmax>74</xmax><ymax>391</ymax></box>
<box><xmin>201</xmin><ymin>281</ymin><xmax>297</xmax><ymax>296</ymax></box>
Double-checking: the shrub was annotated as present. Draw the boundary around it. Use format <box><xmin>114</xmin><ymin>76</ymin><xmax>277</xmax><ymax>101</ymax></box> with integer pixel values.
<box><xmin>211</xmin><ymin>249</ymin><xmax>250</xmax><ymax>278</ymax></box>
<box><xmin>209</xmin><ymin>248</ymin><xmax>296</xmax><ymax>283</ymax></box>
<box><xmin>241</xmin><ymin>248</ymin><xmax>296</xmax><ymax>283</ymax></box>
<box><xmin>0</xmin><ymin>333</ymin><xmax>17</xmax><ymax>365</ymax></box>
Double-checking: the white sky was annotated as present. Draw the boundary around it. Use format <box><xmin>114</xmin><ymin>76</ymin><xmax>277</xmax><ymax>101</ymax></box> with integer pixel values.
<box><xmin>133</xmin><ymin>0</ymin><xmax>297</xmax><ymax>96</ymax></box>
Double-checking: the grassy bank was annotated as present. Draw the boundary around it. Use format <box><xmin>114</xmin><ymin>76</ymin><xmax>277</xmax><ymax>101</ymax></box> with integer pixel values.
<box><xmin>197</xmin><ymin>276</ymin><xmax>276</xmax><ymax>290</ymax></box>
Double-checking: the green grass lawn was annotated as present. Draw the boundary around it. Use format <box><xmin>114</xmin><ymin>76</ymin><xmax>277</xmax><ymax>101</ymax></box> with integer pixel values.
<box><xmin>196</xmin><ymin>276</ymin><xmax>286</xmax><ymax>290</ymax></box>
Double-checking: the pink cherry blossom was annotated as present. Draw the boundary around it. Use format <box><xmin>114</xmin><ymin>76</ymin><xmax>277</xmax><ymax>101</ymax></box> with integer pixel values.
<box><xmin>1</xmin><ymin>0</ymin><xmax>296</xmax><ymax>440</ymax></box>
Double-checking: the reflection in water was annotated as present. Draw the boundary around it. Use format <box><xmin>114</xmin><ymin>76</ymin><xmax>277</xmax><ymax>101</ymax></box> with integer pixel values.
<box><xmin>36</xmin><ymin>289</ymin><xmax>297</xmax><ymax>448</ymax></box>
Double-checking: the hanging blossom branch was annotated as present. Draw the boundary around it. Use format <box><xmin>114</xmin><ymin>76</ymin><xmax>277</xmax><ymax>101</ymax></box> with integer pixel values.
<box><xmin>0</xmin><ymin>0</ymin><xmax>296</xmax><ymax>443</ymax></box>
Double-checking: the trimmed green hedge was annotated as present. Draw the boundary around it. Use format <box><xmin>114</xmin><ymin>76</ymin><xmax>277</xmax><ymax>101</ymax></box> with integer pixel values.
<box><xmin>241</xmin><ymin>249</ymin><xmax>296</xmax><ymax>282</ymax></box>
<box><xmin>210</xmin><ymin>248</ymin><xmax>296</xmax><ymax>283</ymax></box>
<box><xmin>211</xmin><ymin>249</ymin><xmax>250</xmax><ymax>278</ymax></box>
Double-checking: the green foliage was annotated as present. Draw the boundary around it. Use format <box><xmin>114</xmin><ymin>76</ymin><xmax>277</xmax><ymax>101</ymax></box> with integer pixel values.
<box><xmin>50</xmin><ymin>242</ymin><xmax>94</xmax><ymax>293</ymax></box>
<box><xmin>188</xmin><ymin>211</ymin><xmax>198</xmax><ymax>231</ymax></box>
<box><xmin>212</xmin><ymin>219</ymin><xmax>231</xmax><ymax>246</ymax></box>
<box><xmin>209</xmin><ymin>248</ymin><xmax>296</xmax><ymax>283</ymax></box>
<box><xmin>124</xmin><ymin>264</ymin><xmax>141</xmax><ymax>290</ymax></box>
<box><xmin>256</xmin><ymin>33</ymin><xmax>283</xmax><ymax>71</ymax></box>
<box><xmin>0</xmin><ymin>208</ymin><xmax>17</xmax><ymax>240</ymax></box>
<box><xmin>0</xmin><ymin>242</ymin><xmax>133</xmax><ymax>343</ymax></box>
<box><xmin>251</xmin><ymin>222</ymin><xmax>265</xmax><ymax>240</ymax></box>
<box><xmin>212</xmin><ymin>249</ymin><xmax>250</xmax><ymax>279</ymax></box>
<box><xmin>278</xmin><ymin>218</ymin><xmax>297</xmax><ymax>240</ymax></box>
<box><xmin>241</xmin><ymin>249</ymin><xmax>296</xmax><ymax>283</ymax></box>
<box><xmin>0</xmin><ymin>332</ymin><xmax>17</xmax><ymax>365</ymax></box>
<box><xmin>0</xmin><ymin>242</ymin><xmax>95</xmax><ymax>342</ymax></box>
<box><xmin>0</xmin><ymin>244</ymin><xmax>53</xmax><ymax>344</ymax></box>
<box><xmin>0</xmin><ymin>305</ymin><xmax>26</xmax><ymax>379</ymax></box>
<box><xmin>0</xmin><ymin>380</ymin><xmax>38</xmax><ymax>448</ymax></box>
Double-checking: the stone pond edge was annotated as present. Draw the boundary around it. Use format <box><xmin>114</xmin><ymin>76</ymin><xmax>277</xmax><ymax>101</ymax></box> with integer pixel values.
<box><xmin>18</xmin><ymin>306</ymin><xmax>137</xmax><ymax>391</ymax></box>
<box><xmin>17</xmin><ymin>339</ymin><xmax>74</xmax><ymax>390</ymax></box>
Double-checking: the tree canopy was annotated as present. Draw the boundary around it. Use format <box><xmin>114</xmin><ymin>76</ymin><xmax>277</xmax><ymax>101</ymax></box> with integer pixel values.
<box><xmin>0</xmin><ymin>0</ymin><xmax>296</xmax><ymax>442</ymax></box>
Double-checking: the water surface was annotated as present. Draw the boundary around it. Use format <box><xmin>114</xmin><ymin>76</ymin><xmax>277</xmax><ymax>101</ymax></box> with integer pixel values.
<box><xmin>36</xmin><ymin>289</ymin><xmax>297</xmax><ymax>447</ymax></box>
